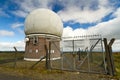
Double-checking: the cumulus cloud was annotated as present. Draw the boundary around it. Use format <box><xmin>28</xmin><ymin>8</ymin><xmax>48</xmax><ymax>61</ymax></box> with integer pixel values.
<box><xmin>87</xmin><ymin>8</ymin><xmax>120</xmax><ymax>39</ymax></box>
<box><xmin>11</xmin><ymin>0</ymin><xmax>114</xmax><ymax>22</ymax></box>
<box><xmin>62</xmin><ymin>8</ymin><xmax>120</xmax><ymax>51</ymax></box>
<box><xmin>0</xmin><ymin>0</ymin><xmax>119</xmax><ymax>51</ymax></box>
<box><xmin>11</xmin><ymin>23</ymin><xmax>24</xmax><ymax>29</ymax></box>
<box><xmin>63</xmin><ymin>8</ymin><xmax>120</xmax><ymax>39</ymax></box>
<box><xmin>0</xmin><ymin>30</ymin><xmax>14</xmax><ymax>37</ymax></box>
<box><xmin>62</xmin><ymin>26</ymin><xmax>74</xmax><ymax>37</ymax></box>
<box><xmin>62</xmin><ymin>26</ymin><xmax>88</xmax><ymax>37</ymax></box>
<box><xmin>0</xmin><ymin>40</ymin><xmax>25</xmax><ymax>51</ymax></box>
<box><xmin>11</xmin><ymin>0</ymin><xmax>54</xmax><ymax>18</ymax></box>
<box><xmin>11</xmin><ymin>10</ymin><xmax>28</xmax><ymax>18</ymax></box>
<box><xmin>58</xmin><ymin>0</ymin><xmax>114</xmax><ymax>23</ymax></box>
<box><xmin>11</xmin><ymin>23</ymin><xmax>24</xmax><ymax>34</ymax></box>
<box><xmin>112</xmin><ymin>40</ymin><xmax>120</xmax><ymax>52</ymax></box>
<box><xmin>113</xmin><ymin>8</ymin><xmax>120</xmax><ymax>18</ymax></box>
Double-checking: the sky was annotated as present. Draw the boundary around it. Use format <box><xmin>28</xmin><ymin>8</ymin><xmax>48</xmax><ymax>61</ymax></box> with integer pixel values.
<box><xmin>0</xmin><ymin>0</ymin><xmax>120</xmax><ymax>51</ymax></box>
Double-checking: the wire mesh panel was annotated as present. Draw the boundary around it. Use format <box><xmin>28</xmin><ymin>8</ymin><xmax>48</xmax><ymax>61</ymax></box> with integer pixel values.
<box><xmin>62</xmin><ymin>53</ymin><xmax>76</xmax><ymax>70</ymax></box>
<box><xmin>50</xmin><ymin>35</ymin><xmax>107</xmax><ymax>74</ymax></box>
<box><xmin>75</xmin><ymin>51</ymin><xmax>90</xmax><ymax>72</ymax></box>
<box><xmin>62</xmin><ymin>40</ymin><xmax>73</xmax><ymax>52</ymax></box>
<box><xmin>50</xmin><ymin>40</ymin><xmax>62</xmax><ymax>69</ymax></box>
<box><xmin>88</xmin><ymin>39</ymin><xmax>106</xmax><ymax>73</ymax></box>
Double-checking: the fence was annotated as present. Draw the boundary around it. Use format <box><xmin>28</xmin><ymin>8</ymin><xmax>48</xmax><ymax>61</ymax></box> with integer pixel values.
<box><xmin>49</xmin><ymin>35</ymin><xmax>107</xmax><ymax>74</ymax></box>
<box><xmin>0</xmin><ymin>35</ymin><xmax>119</xmax><ymax>75</ymax></box>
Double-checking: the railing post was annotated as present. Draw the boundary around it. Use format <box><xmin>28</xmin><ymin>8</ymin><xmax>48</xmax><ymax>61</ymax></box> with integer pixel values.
<box><xmin>108</xmin><ymin>38</ymin><xmax>116</xmax><ymax>76</ymax></box>
<box><xmin>13</xmin><ymin>46</ymin><xmax>17</xmax><ymax>68</ymax></box>
<box><xmin>103</xmin><ymin>38</ymin><xmax>116</xmax><ymax>76</ymax></box>
<box><xmin>45</xmin><ymin>44</ymin><xmax>49</xmax><ymax>69</ymax></box>
<box><xmin>48</xmin><ymin>41</ymin><xmax>51</xmax><ymax>69</ymax></box>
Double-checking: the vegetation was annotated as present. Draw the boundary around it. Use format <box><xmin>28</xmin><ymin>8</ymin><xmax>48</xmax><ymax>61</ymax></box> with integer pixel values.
<box><xmin>113</xmin><ymin>52</ymin><xmax>120</xmax><ymax>77</ymax></box>
<box><xmin>0</xmin><ymin>52</ymin><xmax>120</xmax><ymax>80</ymax></box>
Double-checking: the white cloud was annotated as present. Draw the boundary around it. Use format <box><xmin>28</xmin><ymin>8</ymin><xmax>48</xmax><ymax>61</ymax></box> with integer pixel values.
<box><xmin>9</xmin><ymin>0</ymin><xmax>116</xmax><ymax>24</ymax></box>
<box><xmin>62</xmin><ymin>8</ymin><xmax>120</xmax><ymax>51</ymax></box>
<box><xmin>58</xmin><ymin>0</ymin><xmax>113</xmax><ymax>23</ymax></box>
<box><xmin>0</xmin><ymin>40</ymin><xmax>25</xmax><ymax>51</ymax></box>
<box><xmin>87</xmin><ymin>8</ymin><xmax>120</xmax><ymax>39</ymax></box>
<box><xmin>17</xmin><ymin>28</ymin><xmax>24</xmax><ymax>34</ymax></box>
<box><xmin>112</xmin><ymin>40</ymin><xmax>120</xmax><ymax>52</ymax></box>
<box><xmin>112</xmin><ymin>8</ymin><xmax>120</xmax><ymax>18</ymax></box>
<box><xmin>11</xmin><ymin>23</ymin><xmax>24</xmax><ymax>34</ymax></box>
<box><xmin>63</xmin><ymin>8</ymin><xmax>120</xmax><ymax>39</ymax></box>
<box><xmin>11</xmin><ymin>0</ymin><xmax>54</xmax><ymax>18</ymax></box>
<box><xmin>1</xmin><ymin>0</ymin><xmax>119</xmax><ymax>51</ymax></box>
<box><xmin>0</xmin><ymin>30</ymin><xmax>14</xmax><ymax>37</ymax></box>
<box><xmin>11</xmin><ymin>23</ymin><xmax>24</xmax><ymax>29</ymax></box>
<box><xmin>11</xmin><ymin>10</ymin><xmax>28</xmax><ymax>18</ymax></box>
<box><xmin>62</xmin><ymin>26</ymin><xmax>88</xmax><ymax>37</ymax></box>
<box><xmin>62</xmin><ymin>26</ymin><xmax>74</xmax><ymax>37</ymax></box>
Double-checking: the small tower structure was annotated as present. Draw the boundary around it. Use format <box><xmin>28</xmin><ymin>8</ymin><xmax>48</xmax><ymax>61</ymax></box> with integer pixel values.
<box><xmin>24</xmin><ymin>9</ymin><xmax>63</xmax><ymax>61</ymax></box>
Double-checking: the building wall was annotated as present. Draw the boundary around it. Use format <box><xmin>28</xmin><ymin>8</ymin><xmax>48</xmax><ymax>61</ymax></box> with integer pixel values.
<box><xmin>24</xmin><ymin>36</ymin><xmax>60</xmax><ymax>60</ymax></box>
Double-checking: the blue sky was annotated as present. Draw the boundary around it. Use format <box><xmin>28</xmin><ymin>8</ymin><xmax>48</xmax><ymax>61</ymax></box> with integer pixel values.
<box><xmin>0</xmin><ymin>0</ymin><xmax>120</xmax><ymax>51</ymax></box>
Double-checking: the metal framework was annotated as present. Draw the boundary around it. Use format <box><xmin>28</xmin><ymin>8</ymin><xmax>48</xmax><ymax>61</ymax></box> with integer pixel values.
<box><xmin>12</xmin><ymin>34</ymin><xmax>116</xmax><ymax>75</ymax></box>
<box><xmin>47</xmin><ymin>35</ymin><xmax>110</xmax><ymax>74</ymax></box>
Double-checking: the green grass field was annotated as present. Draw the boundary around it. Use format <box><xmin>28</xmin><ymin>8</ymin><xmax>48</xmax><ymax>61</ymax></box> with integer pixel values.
<box><xmin>0</xmin><ymin>52</ymin><xmax>120</xmax><ymax>80</ymax></box>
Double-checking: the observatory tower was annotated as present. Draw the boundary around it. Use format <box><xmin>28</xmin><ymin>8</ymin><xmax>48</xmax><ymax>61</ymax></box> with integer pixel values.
<box><xmin>24</xmin><ymin>9</ymin><xmax>63</xmax><ymax>61</ymax></box>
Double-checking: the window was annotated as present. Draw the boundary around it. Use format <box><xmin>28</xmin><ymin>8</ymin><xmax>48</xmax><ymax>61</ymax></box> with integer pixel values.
<box><xmin>29</xmin><ymin>49</ymin><xmax>32</xmax><ymax>53</ymax></box>
<box><xmin>33</xmin><ymin>36</ymin><xmax>38</xmax><ymax>45</ymax></box>
<box><xmin>36</xmin><ymin>49</ymin><xmax>38</xmax><ymax>53</ymax></box>
<box><xmin>48</xmin><ymin>50</ymin><xmax>54</xmax><ymax>54</ymax></box>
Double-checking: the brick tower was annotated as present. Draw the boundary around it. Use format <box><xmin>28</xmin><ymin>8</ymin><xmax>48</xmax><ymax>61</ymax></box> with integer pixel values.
<box><xmin>24</xmin><ymin>9</ymin><xmax>63</xmax><ymax>61</ymax></box>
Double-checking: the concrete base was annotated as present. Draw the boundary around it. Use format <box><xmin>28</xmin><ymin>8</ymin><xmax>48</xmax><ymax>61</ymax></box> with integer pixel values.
<box><xmin>24</xmin><ymin>58</ymin><xmax>41</xmax><ymax>61</ymax></box>
<box><xmin>24</xmin><ymin>57</ymin><xmax>61</xmax><ymax>61</ymax></box>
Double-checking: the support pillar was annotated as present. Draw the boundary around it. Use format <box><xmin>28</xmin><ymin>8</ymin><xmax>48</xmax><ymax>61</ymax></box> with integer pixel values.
<box><xmin>103</xmin><ymin>38</ymin><xmax>116</xmax><ymax>76</ymax></box>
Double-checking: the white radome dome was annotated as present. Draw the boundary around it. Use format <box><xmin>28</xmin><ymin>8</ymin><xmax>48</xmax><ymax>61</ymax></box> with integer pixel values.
<box><xmin>24</xmin><ymin>8</ymin><xmax>63</xmax><ymax>37</ymax></box>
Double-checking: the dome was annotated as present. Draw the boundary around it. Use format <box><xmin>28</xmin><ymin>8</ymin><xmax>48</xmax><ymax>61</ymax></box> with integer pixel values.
<box><xmin>24</xmin><ymin>8</ymin><xmax>63</xmax><ymax>37</ymax></box>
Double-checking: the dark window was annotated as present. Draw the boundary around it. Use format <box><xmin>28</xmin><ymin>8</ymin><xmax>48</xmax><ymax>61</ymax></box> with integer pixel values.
<box><xmin>33</xmin><ymin>36</ymin><xmax>38</xmax><ymax>45</ymax></box>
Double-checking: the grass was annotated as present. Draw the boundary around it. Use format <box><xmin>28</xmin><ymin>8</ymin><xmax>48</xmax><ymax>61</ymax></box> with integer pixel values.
<box><xmin>113</xmin><ymin>52</ymin><xmax>120</xmax><ymax>77</ymax></box>
<box><xmin>0</xmin><ymin>52</ymin><xmax>120</xmax><ymax>80</ymax></box>
<box><xmin>0</xmin><ymin>52</ymin><xmax>24</xmax><ymax>60</ymax></box>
